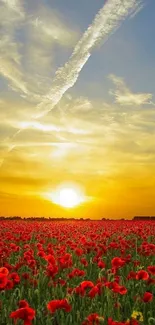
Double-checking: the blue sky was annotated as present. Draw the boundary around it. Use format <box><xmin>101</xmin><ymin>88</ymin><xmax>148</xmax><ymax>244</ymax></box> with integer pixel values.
<box><xmin>43</xmin><ymin>0</ymin><xmax>155</xmax><ymax>98</ymax></box>
<box><xmin>0</xmin><ymin>0</ymin><xmax>155</xmax><ymax>218</ymax></box>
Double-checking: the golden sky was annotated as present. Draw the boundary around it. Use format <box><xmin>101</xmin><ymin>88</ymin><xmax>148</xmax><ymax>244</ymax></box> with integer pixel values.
<box><xmin>0</xmin><ymin>0</ymin><xmax>155</xmax><ymax>218</ymax></box>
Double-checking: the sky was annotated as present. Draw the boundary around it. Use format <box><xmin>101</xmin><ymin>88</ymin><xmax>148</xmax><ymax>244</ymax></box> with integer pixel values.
<box><xmin>0</xmin><ymin>0</ymin><xmax>155</xmax><ymax>219</ymax></box>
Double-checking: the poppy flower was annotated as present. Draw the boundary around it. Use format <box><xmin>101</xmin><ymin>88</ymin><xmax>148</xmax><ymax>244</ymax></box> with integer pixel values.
<box><xmin>136</xmin><ymin>270</ymin><xmax>149</xmax><ymax>280</ymax></box>
<box><xmin>75</xmin><ymin>248</ymin><xmax>83</xmax><ymax>256</ymax></box>
<box><xmin>5</xmin><ymin>280</ymin><xmax>14</xmax><ymax>290</ymax></box>
<box><xmin>98</xmin><ymin>260</ymin><xmax>106</xmax><ymax>269</ymax></box>
<box><xmin>127</xmin><ymin>271</ymin><xmax>137</xmax><ymax>280</ymax></box>
<box><xmin>147</xmin><ymin>266</ymin><xmax>155</xmax><ymax>275</ymax></box>
<box><xmin>45</xmin><ymin>254</ymin><xmax>56</xmax><ymax>265</ymax></box>
<box><xmin>68</xmin><ymin>268</ymin><xmax>85</xmax><ymax>279</ymax></box>
<box><xmin>19</xmin><ymin>300</ymin><xmax>29</xmax><ymax>308</ymax></box>
<box><xmin>10</xmin><ymin>307</ymin><xmax>35</xmax><ymax>325</ymax></box>
<box><xmin>142</xmin><ymin>292</ymin><xmax>153</xmax><ymax>303</ymax></box>
<box><xmin>46</xmin><ymin>264</ymin><xmax>58</xmax><ymax>278</ymax></box>
<box><xmin>83</xmin><ymin>313</ymin><xmax>102</xmax><ymax>325</ymax></box>
<box><xmin>47</xmin><ymin>299</ymin><xmax>71</xmax><ymax>313</ymax></box>
<box><xmin>147</xmin><ymin>277</ymin><xmax>155</xmax><ymax>285</ymax></box>
<box><xmin>0</xmin><ymin>267</ymin><xmax>9</xmax><ymax>276</ymax></box>
<box><xmin>112</xmin><ymin>284</ymin><xmax>127</xmax><ymax>295</ymax></box>
<box><xmin>9</xmin><ymin>272</ymin><xmax>20</xmax><ymax>284</ymax></box>
<box><xmin>80</xmin><ymin>258</ymin><xmax>88</xmax><ymax>267</ymax></box>
<box><xmin>80</xmin><ymin>281</ymin><xmax>94</xmax><ymax>290</ymax></box>
<box><xmin>111</xmin><ymin>257</ymin><xmax>125</xmax><ymax>269</ymax></box>
<box><xmin>0</xmin><ymin>273</ymin><xmax>8</xmax><ymax>289</ymax></box>
<box><xmin>58</xmin><ymin>278</ymin><xmax>66</xmax><ymax>286</ymax></box>
<box><xmin>88</xmin><ymin>286</ymin><xmax>100</xmax><ymax>298</ymax></box>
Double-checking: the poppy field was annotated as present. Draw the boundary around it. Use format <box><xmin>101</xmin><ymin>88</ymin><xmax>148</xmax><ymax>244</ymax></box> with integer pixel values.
<box><xmin>0</xmin><ymin>219</ymin><xmax>155</xmax><ymax>325</ymax></box>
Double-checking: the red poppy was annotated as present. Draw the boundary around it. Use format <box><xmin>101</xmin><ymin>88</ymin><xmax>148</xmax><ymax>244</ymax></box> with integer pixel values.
<box><xmin>130</xmin><ymin>320</ymin><xmax>139</xmax><ymax>325</ymax></box>
<box><xmin>68</xmin><ymin>268</ymin><xmax>85</xmax><ymax>279</ymax></box>
<box><xmin>57</xmin><ymin>278</ymin><xmax>66</xmax><ymax>286</ymax></box>
<box><xmin>19</xmin><ymin>300</ymin><xmax>29</xmax><ymax>308</ymax></box>
<box><xmin>88</xmin><ymin>286</ymin><xmax>100</xmax><ymax>298</ymax></box>
<box><xmin>80</xmin><ymin>281</ymin><xmax>94</xmax><ymax>290</ymax></box>
<box><xmin>47</xmin><ymin>299</ymin><xmax>71</xmax><ymax>313</ymax></box>
<box><xmin>5</xmin><ymin>280</ymin><xmax>14</xmax><ymax>290</ymax></box>
<box><xmin>80</xmin><ymin>258</ymin><xmax>88</xmax><ymax>267</ymax></box>
<box><xmin>108</xmin><ymin>318</ymin><xmax>129</xmax><ymax>325</ymax></box>
<box><xmin>46</xmin><ymin>264</ymin><xmax>58</xmax><ymax>278</ymax></box>
<box><xmin>111</xmin><ymin>257</ymin><xmax>125</xmax><ymax>269</ymax></box>
<box><xmin>147</xmin><ymin>266</ymin><xmax>155</xmax><ymax>275</ymax></box>
<box><xmin>98</xmin><ymin>260</ymin><xmax>106</xmax><ymax>269</ymax></box>
<box><xmin>0</xmin><ymin>273</ymin><xmax>8</xmax><ymax>289</ymax></box>
<box><xmin>10</xmin><ymin>307</ymin><xmax>35</xmax><ymax>325</ymax></box>
<box><xmin>9</xmin><ymin>272</ymin><xmax>20</xmax><ymax>284</ymax></box>
<box><xmin>37</xmin><ymin>251</ymin><xmax>45</xmax><ymax>258</ymax></box>
<box><xmin>45</xmin><ymin>254</ymin><xmax>56</xmax><ymax>265</ymax></box>
<box><xmin>136</xmin><ymin>270</ymin><xmax>149</xmax><ymax>280</ymax></box>
<box><xmin>112</xmin><ymin>283</ymin><xmax>127</xmax><ymax>295</ymax></box>
<box><xmin>0</xmin><ymin>267</ymin><xmax>9</xmax><ymax>276</ymax></box>
<box><xmin>127</xmin><ymin>271</ymin><xmax>137</xmax><ymax>280</ymax></box>
<box><xmin>142</xmin><ymin>292</ymin><xmax>153</xmax><ymax>303</ymax></box>
<box><xmin>75</xmin><ymin>248</ymin><xmax>83</xmax><ymax>256</ymax></box>
<box><xmin>83</xmin><ymin>313</ymin><xmax>101</xmax><ymax>325</ymax></box>
<box><xmin>147</xmin><ymin>277</ymin><xmax>155</xmax><ymax>285</ymax></box>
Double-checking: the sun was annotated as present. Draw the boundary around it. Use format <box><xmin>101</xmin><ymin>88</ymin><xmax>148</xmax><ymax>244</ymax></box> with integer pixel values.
<box><xmin>58</xmin><ymin>188</ymin><xmax>81</xmax><ymax>208</ymax></box>
<box><xmin>45</xmin><ymin>184</ymin><xmax>85</xmax><ymax>208</ymax></box>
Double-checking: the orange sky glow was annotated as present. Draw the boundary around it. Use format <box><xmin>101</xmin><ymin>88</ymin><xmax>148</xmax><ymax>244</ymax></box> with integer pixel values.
<box><xmin>0</xmin><ymin>0</ymin><xmax>155</xmax><ymax>219</ymax></box>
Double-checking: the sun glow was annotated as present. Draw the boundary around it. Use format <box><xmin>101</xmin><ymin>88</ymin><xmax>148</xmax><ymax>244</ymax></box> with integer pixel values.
<box><xmin>45</xmin><ymin>184</ymin><xmax>85</xmax><ymax>208</ymax></box>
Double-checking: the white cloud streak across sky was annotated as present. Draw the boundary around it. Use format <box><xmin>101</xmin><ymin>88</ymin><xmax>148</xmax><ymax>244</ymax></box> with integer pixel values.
<box><xmin>35</xmin><ymin>0</ymin><xmax>143</xmax><ymax>118</ymax></box>
<box><xmin>0</xmin><ymin>0</ymin><xmax>143</xmax><ymax>168</ymax></box>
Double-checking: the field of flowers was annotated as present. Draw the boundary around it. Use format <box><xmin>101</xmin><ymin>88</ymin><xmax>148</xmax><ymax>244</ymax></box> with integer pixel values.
<box><xmin>0</xmin><ymin>220</ymin><xmax>155</xmax><ymax>325</ymax></box>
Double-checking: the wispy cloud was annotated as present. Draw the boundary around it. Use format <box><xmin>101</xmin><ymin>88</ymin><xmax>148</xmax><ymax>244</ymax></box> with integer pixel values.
<box><xmin>1</xmin><ymin>0</ymin><xmax>25</xmax><ymax>20</ymax></box>
<box><xmin>30</xmin><ymin>6</ymin><xmax>79</xmax><ymax>48</ymax></box>
<box><xmin>109</xmin><ymin>74</ymin><xmax>153</xmax><ymax>106</ymax></box>
<box><xmin>0</xmin><ymin>0</ymin><xmax>144</xmax><ymax>169</ymax></box>
<box><xmin>0</xmin><ymin>0</ymin><xmax>27</xmax><ymax>94</ymax></box>
<box><xmin>1</xmin><ymin>91</ymin><xmax>155</xmax><ymax>206</ymax></box>
<box><xmin>35</xmin><ymin>0</ymin><xmax>143</xmax><ymax>118</ymax></box>
<box><xmin>0</xmin><ymin>0</ymin><xmax>78</xmax><ymax>98</ymax></box>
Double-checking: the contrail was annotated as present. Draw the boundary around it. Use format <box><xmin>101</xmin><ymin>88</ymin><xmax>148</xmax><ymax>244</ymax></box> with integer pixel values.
<box><xmin>0</xmin><ymin>0</ymin><xmax>143</xmax><ymax>167</ymax></box>
<box><xmin>34</xmin><ymin>0</ymin><xmax>143</xmax><ymax>118</ymax></box>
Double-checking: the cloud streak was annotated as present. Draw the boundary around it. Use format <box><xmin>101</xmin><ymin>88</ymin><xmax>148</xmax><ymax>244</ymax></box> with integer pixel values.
<box><xmin>1</xmin><ymin>0</ymin><xmax>25</xmax><ymax>18</ymax></box>
<box><xmin>35</xmin><ymin>0</ymin><xmax>143</xmax><ymax>118</ymax></box>
<box><xmin>0</xmin><ymin>0</ymin><xmax>143</xmax><ymax>168</ymax></box>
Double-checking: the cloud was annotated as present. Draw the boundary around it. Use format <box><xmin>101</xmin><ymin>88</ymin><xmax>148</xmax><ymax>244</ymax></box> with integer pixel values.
<box><xmin>25</xmin><ymin>5</ymin><xmax>79</xmax><ymax>78</ymax></box>
<box><xmin>0</xmin><ymin>0</ymin><xmax>25</xmax><ymax>27</ymax></box>
<box><xmin>1</xmin><ymin>0</ymin><xmax>25</xmax><ymax>17</ymax></box>
<box><xmin>0</xmin><ymin>91</ymin><xmax>155</xmax><ymax>204</ymax></box>
<box><xmin>35</xmin><ymin>0</ymin><xmax>143</xmax><ymax>118</ymax></box>
<box><xmin>30</xmin><ymin>6</ymin><xmax>79</xmax><ymax>48</ymax></box>
<box><xmin>2</xmin><ymin>92</ymin><xmax>155</xmax><ymax>168</ymax></box>
<box><xmin>62</xmin><ymin>96</ymin><xmax>93</xmax><ymax>114</ymax></box>
<box><xmin>0</xmin><ymin>0</ymin><xmax>79</xmax><ymax>98</ymax></box>
<box><xmin>0</xmin><ymin>0</ymin><xmax>144</xmax><ymax>168</ymax></box>
<box><xmin>0</xmin><ymin>1</ymin><xmax>27</xmax><ymax>94</ymax></box>
<box><xmin>0</xmin><ymin>58</ymin><xmax>28</xmax><ymax>95</ymax></box>
<box><xmin>109</xmin><ymin>74</ymin><xmax>153</xmax><ymax>106</ymax></box>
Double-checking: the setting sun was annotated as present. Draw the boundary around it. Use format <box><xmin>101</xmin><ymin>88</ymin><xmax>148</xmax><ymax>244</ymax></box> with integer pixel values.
<box><xmin>1</xmin><ymin>0</ymin><xmax>155</xmax><ymax>220</ymax></box>
<box><xmin>45</xmin><ymin>184</ymin><xmax>85</xmax><ymax>208</ymax></box>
